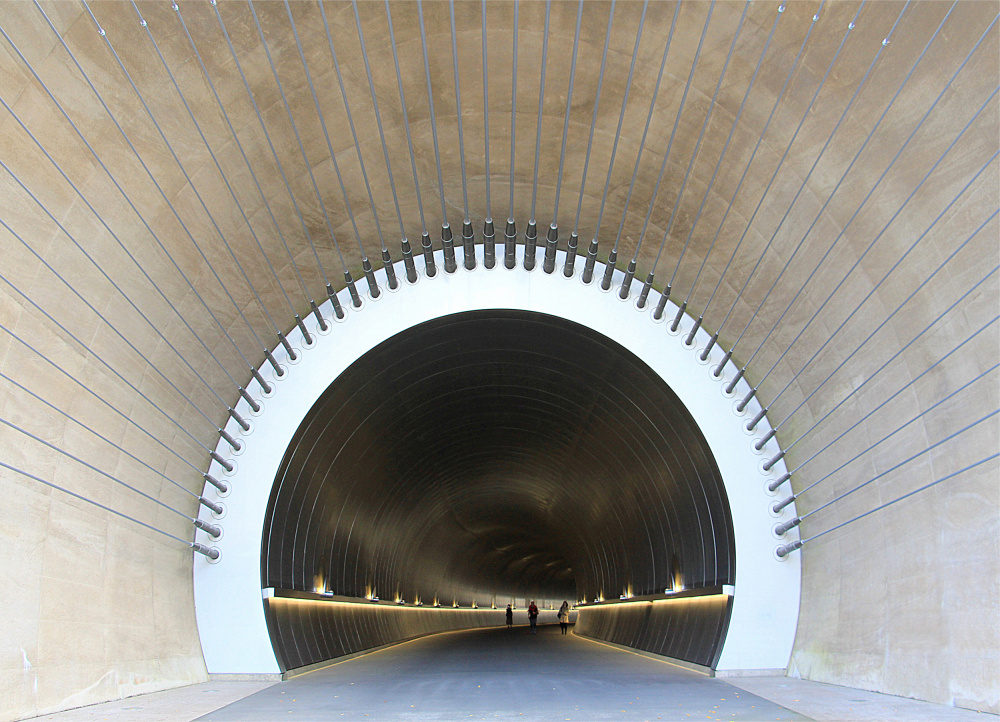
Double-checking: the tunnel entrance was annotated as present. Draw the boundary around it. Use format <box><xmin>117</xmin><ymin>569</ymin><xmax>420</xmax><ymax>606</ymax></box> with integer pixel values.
<box><xmin>261</xmin><ymin>310</ymin><xmax>735</xmax><ymax>672</ymax></box>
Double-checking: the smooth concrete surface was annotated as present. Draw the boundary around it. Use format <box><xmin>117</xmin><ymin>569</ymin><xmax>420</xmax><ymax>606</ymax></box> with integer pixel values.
<box><xmin>196</xmin><ymin>625</ymin><xmax>808</xmax><ymax>722</ymax></box>
<box><xmin>28</xmin><ymin>682</ymin><xmax>276</xmax><ymax>722</ymax></box>
<box><xmin>28</xmin><ymin>626</ymin><xmax>990</xmax><ymax>722</ymax></box>
<box><xmin>0</xmin><ymin>1</ymin><xmax>996</xmax><ymax>718</ymax></box>
<box><xmin>723</xmin><ymin>677</ymin><xmax>996</xmax><ymax>722</ymax></box>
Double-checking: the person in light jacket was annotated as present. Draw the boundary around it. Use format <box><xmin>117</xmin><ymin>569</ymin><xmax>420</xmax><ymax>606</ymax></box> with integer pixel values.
<box><xmin>558</xmin><ymin>601</ymin><xmax>570</xmax><ymax>634</ymax></box>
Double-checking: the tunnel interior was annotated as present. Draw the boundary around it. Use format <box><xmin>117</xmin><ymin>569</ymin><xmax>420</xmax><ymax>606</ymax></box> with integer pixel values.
<box><xmin>261</xmin><ymin>310</ymin><xmax>736</xmax><ymax>669</ymax></box>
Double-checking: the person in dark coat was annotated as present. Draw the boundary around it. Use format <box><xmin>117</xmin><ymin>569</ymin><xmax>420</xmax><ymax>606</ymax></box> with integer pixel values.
<box><xmin>528</xmin><ymin>600</ymin><xmax>539</xmax><ymax>634</ymax></box>
<box><xmin>505</xmin><ymin>603</ymin><xmax>513</xmax><ymax>630</ymax></box>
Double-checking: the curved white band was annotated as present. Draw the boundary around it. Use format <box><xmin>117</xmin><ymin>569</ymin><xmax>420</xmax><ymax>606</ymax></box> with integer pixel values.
<box><xmin>194</xmin><ymin>249</ymin><xmax>800</xmax><ymax>674</ymax></box>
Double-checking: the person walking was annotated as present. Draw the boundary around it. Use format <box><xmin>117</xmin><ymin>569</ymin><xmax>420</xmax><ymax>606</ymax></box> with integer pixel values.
<box><xmin>528</xmin><ymin>600</ymin><xmax>539</xmax><ymax>634</ymax></box>
<box><xmin>558</xmin><ymin>601</ymin><xmax>570</xmax><ymax>634</ymax></box>
<box><xmin>505</xmin><ymin>603</ymin><xmax>513</xmax><ymax>631</ymax></box>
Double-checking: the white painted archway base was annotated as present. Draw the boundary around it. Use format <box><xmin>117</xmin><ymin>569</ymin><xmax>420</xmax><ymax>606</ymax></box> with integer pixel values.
<box><xmin>194</xmin><ymin>249</ymin><xmax>801</xmax><ymax>675</ymax></box>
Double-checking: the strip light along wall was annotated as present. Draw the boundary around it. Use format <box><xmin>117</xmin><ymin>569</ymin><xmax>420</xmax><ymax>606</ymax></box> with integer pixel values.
<box><xmin>265</xmin><ymin>588</ymin><xmax>516</xmax><ymax>611</ymax></box>
<box><xmin>575</xmin><ymin>584</ymin><xmax>735</xmax><ymax>608</ymax></box>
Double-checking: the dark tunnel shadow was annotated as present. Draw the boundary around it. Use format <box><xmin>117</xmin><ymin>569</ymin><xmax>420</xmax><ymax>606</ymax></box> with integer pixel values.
<box><xmin>261</xmin><ymin>310</ymin><xmax>734</xmax><ymax>672</ymax></box>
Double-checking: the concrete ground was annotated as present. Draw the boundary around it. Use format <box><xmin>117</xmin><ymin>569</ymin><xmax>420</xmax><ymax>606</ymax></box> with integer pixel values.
<box><xmin>31</xmin><ymin>626</ymin><xmax>990</xmax><ymax>722</ymax></box>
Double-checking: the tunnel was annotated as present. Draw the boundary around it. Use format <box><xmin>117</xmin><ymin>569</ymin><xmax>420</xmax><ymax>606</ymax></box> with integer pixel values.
<box><xmin>0</xmin><ymin>0</ymin><xmax>996</xmax><ymax>718</ymax></box>
<box><xmin>200</xmin><ymin>267</ymin><xmax>788</xmax><ymax>678</ymax></box>
<box><xmin>260</xmin><ymin>309</ymin><xmax>734</xmax><ymax>671</ymax></box>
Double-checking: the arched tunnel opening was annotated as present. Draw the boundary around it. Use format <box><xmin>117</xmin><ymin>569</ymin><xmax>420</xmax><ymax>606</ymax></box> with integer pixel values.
<box><xmin>261</xmin><ymin>309</ymin><xmax>735</xmax><ymax>672</ymax></box>
<box><xmin>1</xmin><ymin>0</ymin><xmax>995</xmax><ymax>715</ymax></box>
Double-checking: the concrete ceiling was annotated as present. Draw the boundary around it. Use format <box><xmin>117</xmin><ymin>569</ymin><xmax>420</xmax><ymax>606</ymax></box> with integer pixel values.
<box><xmin>0</xmin><ymin>0</ymin><xmax>996</xmax><ymax>715</ymax></box>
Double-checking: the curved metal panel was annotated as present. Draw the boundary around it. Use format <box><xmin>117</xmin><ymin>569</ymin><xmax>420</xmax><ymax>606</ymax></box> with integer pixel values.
<box><xmin>264</xmin><ymin>593</ymin><xmax>561</xmax><ymax>672</ymax></box>
<box><xmin>575</xmin><ymin>595</ymin><xmax>733</xmax><ymax>669</ymax></box>
<box><xmin>262</xmin><ymin>310</ymin><xmax>735</xmax><ymax>668</ymax></box>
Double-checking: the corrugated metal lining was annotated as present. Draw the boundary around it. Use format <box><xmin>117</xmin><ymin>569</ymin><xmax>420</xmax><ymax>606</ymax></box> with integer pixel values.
<box><xmin>575</xmin><ymin>596</ymin><xmax>733</xmax><ymax>669</ymax></box>
<box><xmin>262</xmin><ymin>310</ymin><xmax>734</xmax><ymax>668</ymax></box>
<box><xmin>264</xmin><ymin>599</ymin><xmax>542</xmax><ymax>673</ymax></box>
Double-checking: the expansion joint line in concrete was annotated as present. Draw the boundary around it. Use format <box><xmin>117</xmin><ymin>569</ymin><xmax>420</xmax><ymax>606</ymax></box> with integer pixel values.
<box><xmin>690</xmin><ymin>1</ymin><xmax>816</xmax><ymax>335</ymax></box>
<box><xmin>736</xmin><ymin>7</ymin><xmax>991</xmax><ymax>418</ymax></box>
<box><xmin>673</xmin><ymin>0</ymin><xmax>768</xmax><ymax>321</ymax></box>
<box><xmin>245</xmin><ymin>0</ymin><xmax>352</xmax><ymax>300</ymax></box>
<box><xmin>753</xmin><ymin>150</ymin><xmax>1000</xmax><ymax>448</ymax></box>
<box><xmin>735</xmin><ymin>0</ymin><xmax>954</xmax><ymax>406</ymax></box>
<box><xmin>170</xmin><ymin>3</ymin><xmax>318</xmax><ymax>322</ymax></box>
<box><xmin>416</xmin><ymin>0</ymin><xmax>456</xmax><ymax>277</ymax></box>
<box><xmin>768</xmin><ymin>314</ymin><xmax>1000</xmax><ymax>489</ymax></box>
<box><xmin>289</xmin><ymin>0</ymin><xmax>370</xmax><ymax>292</ymax></box>
<box><xmin>723</xmin><ymin>1</ymin><xmax>900</xmax><ymax>373</ymax></box>
<box><xmin>777</xmin><ymin>454</ymin><xmax>1000</xmax><ymax>559</ymax></box>
<box><xmin>77</xmin><ymin>0</ymin><xmax>273</xmax><ymax>364</ymax></box>
<box><xmin>349</xmin><ymin>1</ymin><xmax>402</xmax><ymax>286</ymax></box>
<box><xmin>0</xmin><ymin>14</ymin><xmax>266</xmax><ymax>392</ymax></box>
<box><xmin>613</xmin><ymin>0</ymin><xmax>684</xmax><ymax>297</ymax></box>
<box><xmin>0</xmin><ymin>458</ymin><xmax>218</xmax><ymax>558</ymax></box>
<box><xmin>587</xmin><ymin>0</ymin><xmax>647</xmax><ymax>287</ymax></box>
<box><xmin>383</xmin><ymin>0</ymin><xmax>426</xmax><ymax>281</ymax></box>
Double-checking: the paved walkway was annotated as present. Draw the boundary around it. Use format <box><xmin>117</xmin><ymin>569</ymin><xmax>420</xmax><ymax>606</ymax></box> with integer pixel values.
<box><xmin>33</xmin><ymin>625</ymin><xmax>990</xmax><ymax>721</ymax></box>
<box><xmin>195</xmin><ymin>624</ymin><xmax>803</xmax><ymax>722</ymax></box>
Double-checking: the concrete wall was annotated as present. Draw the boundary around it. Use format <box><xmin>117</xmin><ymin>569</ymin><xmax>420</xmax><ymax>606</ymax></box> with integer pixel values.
<box><xmin>0</xmin><ymin>1</ymin><xmax>996</xmax><ymax>718</ymax></box>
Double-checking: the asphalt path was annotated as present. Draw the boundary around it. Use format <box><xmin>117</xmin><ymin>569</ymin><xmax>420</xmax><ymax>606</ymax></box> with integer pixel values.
<box><xmin>196</xmin><ymin>624</ymin><xmax>809</xmax><ymax>721</ymax></box>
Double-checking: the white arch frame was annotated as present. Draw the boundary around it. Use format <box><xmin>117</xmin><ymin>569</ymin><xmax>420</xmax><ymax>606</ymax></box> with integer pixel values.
<box><xmin>193</xmin><ymin>249</ymin><xmax>801</xmax><ymax>675</ymax></box>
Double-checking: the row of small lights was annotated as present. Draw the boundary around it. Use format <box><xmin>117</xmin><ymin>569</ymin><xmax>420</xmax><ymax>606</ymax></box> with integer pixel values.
<box><xmin>303</xmin><ymin>585</ymin><xmax>704</xmax><ymax>609</ymax></box>
<box><xmin>312</xmin><ymin>584</ymin><xmax>690</xmax><ymax>608</ymax></box>
<box><xmin>311</xmin><ymin>587</ymin><xmax>568</xmax><ymax>611</ymax></box>
<box><xmin>577</xmin><ymin>582</ymin><xmax>686</xmax><ymax>606</ymax></box>
<box><xmin>315</xmin><ymin>587</ymin><xmax>688</xmax><ymax>606</ymax></box>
